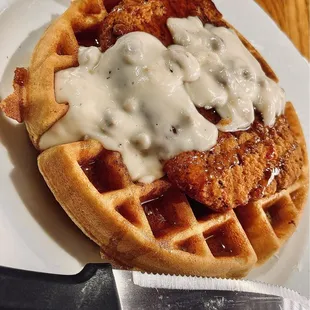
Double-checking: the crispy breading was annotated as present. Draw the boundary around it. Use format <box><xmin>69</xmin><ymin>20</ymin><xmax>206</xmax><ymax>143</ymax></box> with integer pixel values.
<box><xmin>100</xmin><ymin>0</ymin><xmax>222</xmax><ymax>51</ymax></box>
<box><xmin>164</xmin><ymin>115</ymin><xmax>304</xmax><ymax>212</ymax></box>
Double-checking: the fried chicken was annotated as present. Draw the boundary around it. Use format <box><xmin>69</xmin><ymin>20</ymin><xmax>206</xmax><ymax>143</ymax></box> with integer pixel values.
<box><xmin>164</xmin><ymin>112</ymin><xmax>304</xmax><ymax>212</ymax></box>
<box><xmin>100</xmin><ymin>0</ymin><xmax>222</xmax><ymax>51</ymax></box>
<box><xmin>99</xmin><ymin>0</ymin><xmax>304</xmax><ymax>212</ymax></box>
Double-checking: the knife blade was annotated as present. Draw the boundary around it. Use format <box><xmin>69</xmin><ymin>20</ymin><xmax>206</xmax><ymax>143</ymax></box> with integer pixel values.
<box><xmin>0</xmin><ymin>263</ymin><xmax>308</xmax><ymax>310</ymax></box>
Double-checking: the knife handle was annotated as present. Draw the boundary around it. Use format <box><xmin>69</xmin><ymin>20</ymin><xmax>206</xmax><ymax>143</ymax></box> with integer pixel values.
<box><xmin>0</xmin><ymin>263</ymin><xmax>120</xmax><ymax>310</ymax></box>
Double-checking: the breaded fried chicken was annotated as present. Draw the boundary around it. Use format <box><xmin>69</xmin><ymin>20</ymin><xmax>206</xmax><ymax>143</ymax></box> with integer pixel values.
<box><xmin>100</xmin><ymin>0</ymin><xmax>304</xmax><ymax>212</ymax></box>
<box><xmin>100</xmin><ymin>0</ymin><xmax>222</xmax><ymax>51</ymax></box>
<box><xmin>164</xmin><ymin>113</ymin><xmax>304</xmax><ymax>212</ymax></box>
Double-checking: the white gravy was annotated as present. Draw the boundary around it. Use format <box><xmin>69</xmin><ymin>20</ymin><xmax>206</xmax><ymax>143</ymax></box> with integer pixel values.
<box><xmin>40</xmin><ymin>16</ymin><xmax>285</xmax><ymax>183</ymax></box>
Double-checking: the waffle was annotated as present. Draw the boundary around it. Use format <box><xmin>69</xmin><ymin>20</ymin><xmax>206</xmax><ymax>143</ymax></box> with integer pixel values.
<box><xmin>37</xmin><ymin>102</ymin><xmax>308</xmax><ymax>277</ymax></box>
<box><xmin>1</xmin><ymin>0</ymin><xmax>309</xmax><ymax>277</ymax></box>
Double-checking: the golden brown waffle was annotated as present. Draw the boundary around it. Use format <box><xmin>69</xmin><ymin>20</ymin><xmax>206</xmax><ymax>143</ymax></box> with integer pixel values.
<box><xmin>37</xmin><ymin>102</ymin><xmax>308</xmax><ymax>277</ymax></box>
<box><xmin>0</xmin><ymin>0</ymin><xmax>309</xmax><ymax>277</ymax></box>
<box><xmin>235</xmin><ymin>103</ymin><xmax>309</xmax><ymax>264</ymax></box>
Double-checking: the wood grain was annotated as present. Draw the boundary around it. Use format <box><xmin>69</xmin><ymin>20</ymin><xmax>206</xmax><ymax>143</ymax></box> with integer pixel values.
<box><xmin>255</xmin><ymin>0</ymin><xmax>309</xmax><ymax>59</ymax></box>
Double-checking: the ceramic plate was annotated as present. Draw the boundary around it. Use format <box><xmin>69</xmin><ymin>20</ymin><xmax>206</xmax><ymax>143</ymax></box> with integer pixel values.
<box><xmin>0</xmin><ymin>0</ymin><xmax>309</xmax><ymax>297</ymax></box>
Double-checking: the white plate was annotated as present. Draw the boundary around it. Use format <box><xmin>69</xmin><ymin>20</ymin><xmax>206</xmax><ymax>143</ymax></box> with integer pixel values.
<box><xmin>0</xmin><ymin>0</ymin><xmax>309</xmax><ymax>297</ymax></box>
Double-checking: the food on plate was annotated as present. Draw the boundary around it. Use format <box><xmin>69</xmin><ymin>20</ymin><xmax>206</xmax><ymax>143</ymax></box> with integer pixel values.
<box><xmin>0</xmin><ymin>0</ymin><xmax>308</xmax><ymax>278</ymax></box>
<box><xmin>165</xmin><ymin>115</ymin><xmax>304</xmax><ymax>212</ymax></box>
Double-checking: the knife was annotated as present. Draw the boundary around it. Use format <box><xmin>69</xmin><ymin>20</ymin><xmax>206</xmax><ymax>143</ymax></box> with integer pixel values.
<box><xmin>0</xmin><ymin>263</ymin><xmax>308</xmax><ymax>310</ymax></box>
